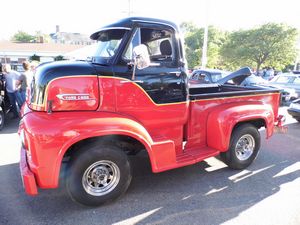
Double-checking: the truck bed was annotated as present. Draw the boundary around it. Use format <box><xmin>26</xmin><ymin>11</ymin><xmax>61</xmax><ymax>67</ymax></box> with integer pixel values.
<box><xmin>189</xmin><ymin>84</ymin><xmax>279</xmax><ymax>100</ymax></box>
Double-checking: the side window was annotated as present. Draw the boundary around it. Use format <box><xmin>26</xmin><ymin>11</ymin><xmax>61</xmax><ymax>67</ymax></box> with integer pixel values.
<box><xmin>123</xmin><ymin>26</ymin><xmax>176</xmax><ymax>66</ymax></box>
<box><xmin>191</xmin><ymin>73</ymin><xmax>199</xmax><ymax>80</ymax></box>
<box><xmin>141</xmin><ymin>28</ymin><xmax>174</xmax><ymax>64</ymax></box>
<box><xmin>198</xmin><ymin>73</ymin><xmax>210</xmax><ymax>84</ymax></box>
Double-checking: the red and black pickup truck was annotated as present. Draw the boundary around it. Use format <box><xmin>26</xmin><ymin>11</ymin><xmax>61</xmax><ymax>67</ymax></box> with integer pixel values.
<box><xmin>19</xmin><ymin>17</ymin><xmax>284</xmax><ymax>206</ymax></box>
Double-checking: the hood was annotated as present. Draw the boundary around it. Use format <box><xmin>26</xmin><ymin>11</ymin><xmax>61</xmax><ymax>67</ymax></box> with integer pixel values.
<box><xmin>29</xmin><ymin>60</ymin><xmax>98</xmax><ymax>108</ymax></box>
<box><xmin>218</xmin><ymin>67</ymin><xmax>252</xmax><ymax>85</ymax></box>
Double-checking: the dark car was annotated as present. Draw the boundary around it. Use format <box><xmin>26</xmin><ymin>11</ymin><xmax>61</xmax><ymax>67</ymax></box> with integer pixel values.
<box><xmin>287</xmin><ymin>98</ymin><xmax>300</xmax><ymax>122</ymax></box>
<box><xmin>189</xmin><ymin>69</ymin><xmax>230</xmax><ymax>85</ymax></box>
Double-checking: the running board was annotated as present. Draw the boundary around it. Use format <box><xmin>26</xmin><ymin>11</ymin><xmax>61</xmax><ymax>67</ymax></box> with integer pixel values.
<box><xmin>152</xmin><ymin>145</ymin><xmax>220</xmax><ymax>173</ymax></box>
<box><xmin>176</xmin><ymin>147</ymin><xmax>220</xmax><ymax>167</ymax></box>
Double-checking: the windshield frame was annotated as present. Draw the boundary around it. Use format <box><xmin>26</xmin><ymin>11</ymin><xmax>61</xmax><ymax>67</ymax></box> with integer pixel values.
<box><xmin>90</xmin><ymin>27</ymin><xmax>131</xmax><ymax>65</ymax></box>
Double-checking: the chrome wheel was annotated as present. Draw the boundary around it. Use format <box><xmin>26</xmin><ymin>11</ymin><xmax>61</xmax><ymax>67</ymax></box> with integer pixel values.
<box><xmin>82</xmin><ymin>160</ymin><xmax>120</xmax><ymax>196</ymax></box>
<box><xmin>235</xmin><ymin>134</ymin><xmax>255</xmax><ymax>161</ymax></box>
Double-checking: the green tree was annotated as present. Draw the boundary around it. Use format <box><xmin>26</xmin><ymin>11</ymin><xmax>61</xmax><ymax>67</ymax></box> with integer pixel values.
<box><xmin>11</xmin><ymin>31</ymin><xmax>35</xmax><ymax>42</ymax></box>
<box><xmin>30</xmin><ymin>54</ymin><xmax>40</xmax><ymax>61</ymax></box>
<box><xmin>180</xmin><ymin>21</ymin><xmax>198</xmax><ymax>34</ymax></box>
<box><xmin>54</xmin><ymin>55</ymin><xmax>65</xmax><ymax>61</ymax></box>
<box><xmin>34</xmin><ymin>30</ymin><xmax>51</xmax><ymax>43</ymax></box>
<box><xmin>221</xmin><ymin>23</ymin><xmax>298</xmax><ymax>72</ymax></box>
<box><xmin>181</xmin><ymin>22</ymin><xmax>227</xmax><ymax>69</ymax></box>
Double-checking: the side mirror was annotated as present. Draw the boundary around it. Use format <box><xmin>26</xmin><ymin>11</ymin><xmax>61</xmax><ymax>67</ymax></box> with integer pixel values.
<box><xmin>133</xmin><ymin>44</ymin><xmax>150</xmax><ymax>70</ymax></box>
<box><xmin>131</xmin><ymin>44</ymin><xmax>150</xmax><ymax>80</ymax></box>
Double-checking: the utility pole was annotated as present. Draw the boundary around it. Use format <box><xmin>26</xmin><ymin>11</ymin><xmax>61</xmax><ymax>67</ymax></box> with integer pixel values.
<box><xmin>122</xmin><ymin>0</ymin><xmax>135</xmax><ymax>17</ymax></box>
<box><xmin>201</xmin><ymin>25</ymin><xmax>208</xmax><ymax>69</ymax></box>
<box><xmin>201</xmin><ymin>0</ymin><xmax>208</xmax><ymax>69</ymax></box>
<box><xmin>128</xmin><ymin>0</ymin><xmax>132</xmax><ymax>16</ymax></box>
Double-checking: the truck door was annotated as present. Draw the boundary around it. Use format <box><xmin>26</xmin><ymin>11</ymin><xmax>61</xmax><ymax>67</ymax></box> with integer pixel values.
<box><xmin>113</xmin><ymin>24</ymin><xmax>189</xmax><ymax>153</ymax></box>
<box><xmin>114</xmin><ymin>25</ymin><xmax>187</xmax><ymax>104</ymax></box>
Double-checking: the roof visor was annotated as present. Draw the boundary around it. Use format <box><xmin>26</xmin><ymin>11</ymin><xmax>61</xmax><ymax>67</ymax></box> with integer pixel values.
<box><xmin>90</xmin><ymin>27</ymin><xmax>131</xmax><ymax>40</ymax></box>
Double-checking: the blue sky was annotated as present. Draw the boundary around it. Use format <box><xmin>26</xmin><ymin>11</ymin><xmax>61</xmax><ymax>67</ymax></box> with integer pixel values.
<box><xmin>1</xmin><ymin>0</ymin><xmax>300</xmax><ymax>40</ymax></box>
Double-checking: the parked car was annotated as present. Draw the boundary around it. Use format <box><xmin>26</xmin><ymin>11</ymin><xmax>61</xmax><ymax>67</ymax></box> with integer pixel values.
<box><xmin>0</xmin><ymin>73</ymin><xmax>8</xmax><ymax>130</ymax></box>
<box><xmin>269</xmin><ymin>73</ymin><xmax>300</xmax><ymax>96</ymax></box>
<box><xmin>218</xmin><ymin>73</ymin><xmax>297</xmax><ymax>105</ymax></box>
<box><xmin>240</xmin><ymin>74</ymin><xmax>268</xmax><ymax>86</ymax></box>
<box><xmin>0</xmin><ymin>76</ymin><xmax>5</xmax><ymax>130</ymax></box>
<box><xmin>0</xmin><ymin>73</ymin><xmax>14</xmax><ymax>130</ymax></box>
<box><xmin>287</xmin><ymin>98</ymin><xmax>300</xmax><ymax>122</ymax></box>
<box><xmin>242</xmin><ymin>75</ymin><xmax>297</xmax><ymax>104</ymax></box>
<box><xmin>189</xmin><ymin>69</ymin><xmax>230</xmax><ymax>85</ymax></box>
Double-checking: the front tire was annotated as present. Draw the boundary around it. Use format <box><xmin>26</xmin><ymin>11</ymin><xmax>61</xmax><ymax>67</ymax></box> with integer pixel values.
<box><xmin>221</xmin><ymin>124</ymin><xmax>260</xmax><ymax>170</ymax></box>
<box><xmin>66</xmin><ymin>144</ymin><xmax>132</xmax><ymax>206</ymax></box>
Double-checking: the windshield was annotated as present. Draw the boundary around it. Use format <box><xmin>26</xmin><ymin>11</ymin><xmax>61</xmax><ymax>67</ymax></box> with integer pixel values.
<box><xmin>241</xmin><ymin>75</ymin><xmax>267</xmax><ymax>86</ymax></box>
<box><xmin>211</xmin><ymin>72</ymin><xmax>229</xmax><ymax>82</ymax></box>
<box><xmin>93</xmin><ymin>29</ymin><xmax>127</xmax><ymax>58</ymax></box>
<box><xmin>66</xmin><ymin>29</ymin><xmax>128</xmax><ymax>63</ymax></box>
<box><xmin>271</xmin><ymin>75</ymin><xmax>294</xmax><ymax>83</ymax></box>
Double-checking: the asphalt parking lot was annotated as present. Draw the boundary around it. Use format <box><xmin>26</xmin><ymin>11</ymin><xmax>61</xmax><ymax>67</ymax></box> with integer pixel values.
<box><xmin>0</xmin><ymin>108</ymin><xmax>299</xmax><ymax>225</ymax></box>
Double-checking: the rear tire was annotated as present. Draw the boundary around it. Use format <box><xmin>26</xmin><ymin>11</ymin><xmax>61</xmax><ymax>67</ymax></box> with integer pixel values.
<box><xmin>66</xmin><ymin>143</ymin><xmax>132</xmax><ymax>206</ymax></box>
<box><xmin>221</xmin><ymin>124</ymin><xmax>260</xmax><ymax>170</ymax></box>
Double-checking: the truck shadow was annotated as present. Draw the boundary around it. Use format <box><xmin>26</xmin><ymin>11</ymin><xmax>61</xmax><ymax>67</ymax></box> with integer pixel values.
<box><xmin>0</xmin><ymin>122</ymin><xmax>299</xmax><ymax>225</ymax></box>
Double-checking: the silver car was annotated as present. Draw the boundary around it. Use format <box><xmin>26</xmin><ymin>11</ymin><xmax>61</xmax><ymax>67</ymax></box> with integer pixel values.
<box><xmin>269</xmin><ymin>73</ymin><xmax>300</xmax><ymax>97</ymax></box>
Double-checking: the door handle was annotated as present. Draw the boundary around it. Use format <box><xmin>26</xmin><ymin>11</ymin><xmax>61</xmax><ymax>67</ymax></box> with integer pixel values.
<box><xmin>120</xmin><ymin>80</ymin><xmax>144</xmax><ymax>84</ymax></box>
<box><xmin>170</xmin><ymin>72</ymin><xmax>181</xmax><ymax>76</ymax></box>
<box><xmin>134</xmin><ymin>80</ymin><xmax>144</xmax><ymax>84</ymax></box>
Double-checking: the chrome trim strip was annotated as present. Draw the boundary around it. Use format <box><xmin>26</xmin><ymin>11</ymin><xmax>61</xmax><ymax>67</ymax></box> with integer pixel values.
<box><xmin>94</xmin><ymin>27</ymin><xmax>132</xmax><ymax>32</ymax></box>
<box><xmin>56</xmin><ymin>93</ymin><xmax>95</xmax><ymax>101</ymax></box>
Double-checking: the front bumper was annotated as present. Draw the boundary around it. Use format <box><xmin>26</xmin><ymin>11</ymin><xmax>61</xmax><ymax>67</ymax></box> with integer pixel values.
<box><xmin>20</xmin><ymin>147</ymin><xmax>38</xmax><ymax>195</ymax></box>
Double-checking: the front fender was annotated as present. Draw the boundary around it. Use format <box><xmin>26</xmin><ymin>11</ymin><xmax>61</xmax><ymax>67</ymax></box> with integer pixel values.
<box><xmin>53</xmin><ymin>112</ymin><xmax>157</xmax><ymax>186</ymax></box>
<box><xmin>206</xmin><ymin>102</ymin><xmax>274</xmax><ymax>151</ymax></box>
<box><xmin>24</xmin><ymin>111</ymin><xmax>160</xmax><ymax>188</ymax></box>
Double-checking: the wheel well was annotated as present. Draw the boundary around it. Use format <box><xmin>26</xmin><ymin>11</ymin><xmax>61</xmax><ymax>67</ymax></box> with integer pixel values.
<box><xmin>63</xmin><ymin>135</ymin><xmax>146</xmax><ymax>160</ymax></box>
<box><xmin>233</xmin><ymin>119</ymin><xmax>266</xmax><ymax>131</ymax></box>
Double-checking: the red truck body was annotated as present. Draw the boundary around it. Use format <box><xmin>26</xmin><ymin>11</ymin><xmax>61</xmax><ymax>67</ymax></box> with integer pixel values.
<box><xmin>19</xmin><ymin>17</ymin><xmax>282</xmax><ymax>206</ymax></box>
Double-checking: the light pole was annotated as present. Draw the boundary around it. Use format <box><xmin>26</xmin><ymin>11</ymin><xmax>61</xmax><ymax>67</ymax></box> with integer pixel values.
<box><xmin>128</xmin><ymin>0</ymin><xmax>131</xmax><ymax>16</ymax></box>
<box><xmin>201</xmin><ymin>0</ymin><xmax>208</xmax><ymax>69</ymax></box>
<box><xmin>201</xmin><ymin>24</ymin><xmax>208</xmax><ymax>69</ymax></box>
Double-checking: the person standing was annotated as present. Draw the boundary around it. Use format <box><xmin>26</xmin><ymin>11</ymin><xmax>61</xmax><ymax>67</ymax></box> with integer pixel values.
<box><xmin>2</xmin><ymin>64</ymin><xmax>21</xmax><ymax>118</ymax></box>
<box><xmin>18</xmin><ymin>61</ymin><xmax>33</xmax><ymax>105</ymax></box>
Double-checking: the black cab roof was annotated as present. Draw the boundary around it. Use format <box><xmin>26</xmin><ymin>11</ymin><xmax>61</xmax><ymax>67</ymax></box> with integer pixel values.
<box><xmin>90</xmin><ymin>17</ymin><xmax>180</xmax><ymax>40</ymax></box>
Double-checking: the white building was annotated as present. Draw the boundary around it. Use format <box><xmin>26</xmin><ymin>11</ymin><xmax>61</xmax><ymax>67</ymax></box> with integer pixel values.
<box><xmin>0</xmin><ymin>41</ymin><xmax>83</xmax><ymax>71</ymax></box>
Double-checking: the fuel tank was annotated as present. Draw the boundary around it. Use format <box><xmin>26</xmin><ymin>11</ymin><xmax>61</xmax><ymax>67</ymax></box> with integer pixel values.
<box><xmin>29</xmin><ymin>61</ymin><xmax>100</xmax><ymax>112</ymax></box>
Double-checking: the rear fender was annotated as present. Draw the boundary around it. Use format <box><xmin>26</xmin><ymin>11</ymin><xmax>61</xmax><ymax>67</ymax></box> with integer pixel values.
<box><xmin>206</xmin><ymin>102</ymin><xmax>274</xmax><ymax>152</ymax></box>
